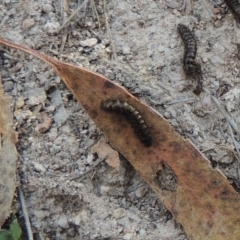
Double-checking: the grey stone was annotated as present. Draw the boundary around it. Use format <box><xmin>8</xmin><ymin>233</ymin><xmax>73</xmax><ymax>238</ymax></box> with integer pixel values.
<box><xmin>27</xmin><ymin>88</ymin><xmax>47</xmax><ymax>106</ymax></box>
<box><xmin>57</xmin><ymin>215</ymin><xmax>69</xmax><ymax>229</ymax></box>
<box><xmin>4</xmin><ymin>81</ymin><xmax>14</xmax><ymax>92</ymax></box>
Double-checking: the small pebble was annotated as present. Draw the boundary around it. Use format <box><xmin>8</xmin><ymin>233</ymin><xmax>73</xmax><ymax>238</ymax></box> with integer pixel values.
<box><xmin>139</xmin><ymin>229</ymin><xmax>146</xmax><ymax>235</ymax></box>
<box><xmin>44</xmin><ymin>21</ymin><xmax>60</xmax><ymax>34</ymax></box>
<box><xmin>80</xmin><ymin>38</ymin><xmax>98</xmax><ymax>47</ymax></box>
<box><xmin>3</xmin><ymin>81</ymin><xmax>14</xmax><ymax>91</ymax></box>
<box><xmin>202</xmin><ymin>95</ymin><xmax>212</xmax><ymax>109</ymax></box>
<box><xmin>213</xmin><ymin>8</ymin><xmax>221</xmax><ymax>14</ymax></box>
<box><xmin>14</xmin><ymin>110</ymin><xmax>33</xmax><ymax>122</ymax></box>
<box><xmin>172</xmin><ymin>9</ymin><xmax>181</xmax><ymax>17</ymax></box>
<box><xmin>86</xmin><ymin>154</ymin><xmax>94</xmax><ymax>164</ymax></box>
<box><xmin>42</xmin><ymin>3</ymin><xmax>54</xmax><ymax>13</ymax></box>
<box><xmin>22</xmin><ymin>18</ymin><xmax>35</xmax><ymax>30</ymax></box>
<box><xmin>15</xmin><ymin>97</ymin><xmax>25</xmax><ymax>109</ymax></box>
<box><xmin>32</xmin><ymin>161</ymin><xmax>46</xmax><ymax>173</ymax></box>
<box><xmin>57</xmin><ymin>215</ymin><xmax>69</xmax><ymax>229</ymax></box>
<box><xmin>27</xmin><ymin>87</ymin><xmax>47</xmax><ymax>106</ymax></box>
<box><xmin>113</xmin><ymin>208</ymin><xmax>125</xmax><ymax>219</ymax></box>
<box><xmin>214</xmin><ymin>20</ymin><xmax>222</xmax><ymax>28</ymax></box>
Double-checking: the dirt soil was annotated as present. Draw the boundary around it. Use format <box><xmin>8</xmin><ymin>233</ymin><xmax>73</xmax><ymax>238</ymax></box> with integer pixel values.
<box><xmin>1</xmin><ymin>0</ymin><xmax>240</xmax><ymax>239</ymax></box>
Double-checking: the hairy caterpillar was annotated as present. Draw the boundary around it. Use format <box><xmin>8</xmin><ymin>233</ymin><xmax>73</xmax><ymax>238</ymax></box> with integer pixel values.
<box><xmin>193</xmin><ymin>64</ymin><xmax>203</xmax><ymax>95</ymax></box>
<box><xmin>177</xmin><ymin>24</ymin><xmax>203</xmax><ymax>95</ymax></box>
<box><xmin>101</xmin><ymin>99</ymin><xmax>152</xmax><ymax>147</ymax></box>
<box><xmin>225</xmin><ymin>0</ymin><xmax>240</xmax><ymax>20</ymax></box>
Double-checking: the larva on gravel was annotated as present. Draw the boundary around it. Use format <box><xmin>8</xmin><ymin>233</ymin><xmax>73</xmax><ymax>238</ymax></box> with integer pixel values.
<box><xmin>101</xmin><ymin>99</ymin><xmax>152</xmax><ymax>147</ymax></box>
<box><xmin>193</xmin><ymin>64</ymin><xmax>203</xmax><ymax>95</ymax></box>
<box><xmin>177</xmin><ymin>23</ymin><xmax>203</xmax><ymax>95</ymax></box>
<box><xmin>225</xmin><ymin>0</ymin><xmax>240</xmax><ymax>20</ymax></box>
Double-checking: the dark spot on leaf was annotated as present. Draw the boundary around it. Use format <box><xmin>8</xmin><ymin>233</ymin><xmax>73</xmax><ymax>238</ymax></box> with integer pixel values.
<box><xmin>157</xmin><ymin>133</ymin><xmax>168</xmax><ymax>142</ymax></box>
<box><xmin>210</xmin><ymin>178</ymin><xmax>221</xmax><ymax>188</ymax></box>
<box><xmin>104</xmin><ymin>80</ymin><xmax>115</xmax><ymax>88</ymax></box>
<box><xmin>221</xmin><ymin>188</ymin><xmax>230</xmax><ymax>199</ymax></box>
<box><xmin>169</xmin><ymin>142</ymin><xmax>181</xmax><ymax>153</ymax></box>
<box><xmin>90</xmin><ymin>110</ymin><xmax>98</xmax><ymax>119</ymax></box>
<box><xmin>207</xmin><ymin>221</ymin><xmax>213</xmax><ymax>228</ymax></box>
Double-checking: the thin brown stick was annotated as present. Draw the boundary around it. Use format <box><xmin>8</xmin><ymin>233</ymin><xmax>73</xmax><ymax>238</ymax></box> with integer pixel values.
<box><xmin>58</xmin><ymin>0</ymin><xmax>88</xmax><ymax>32</ymax></box>
<box><xmin>69</xmin><ymin>157</ymin><xmax>106</xmax><ymax>181</ymax></box>
<box><xmin>227</xmin><ymin>122</ymin><xmax>240</xmax><ymax>179</ymax></box>
<box><xmin>19</xmin><ymin>187</ymin><xmax>34</xmax><ymax>240</ymax></box>
<box><xmin>103</xmin><ymin>0</ymin><xmax>116</xmax><ymax>60</ymax></box>
<box><xmin>202</xmin><ymin>0</ymin><xmax>214</xmax><ymax>18</ymax></box>
<box><xmin>59</xmin><ymin>34</ymin><xmax>68</xmax><ymax>59</ymax></box>
<box><xmin>58</xmin><ymin>0</ymin><xmax>69</xmax><ymax>58</ymax></box>
<box><xmin>167</xmin><ymin>97</ymin><xmax>197</xmax><ymax>105</ymax></box>
<box><xmin>0</xmin><ymin>15</ymin><xmax>8</xmax><ymax>31</ymax></box>
<box><xmin>62</xmin><ymin>0</ymin><xmax>69</xmax><ymax>13</ymax></box>
<box><xmin>204</xmin><ymin>87</ymin><xmax>240</xmax><ymax>136</ymax></box>
<box><xmin>90</xmin><ymin>0</ymin><xmax>100</xmax><ymax>28</ymax></box>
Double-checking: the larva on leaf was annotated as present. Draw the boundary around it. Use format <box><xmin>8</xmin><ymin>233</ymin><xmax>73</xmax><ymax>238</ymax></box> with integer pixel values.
<box><xmin>101</xmin><ymin>99</ymin><xmax>152</xmax><ymax>147</ymax></box>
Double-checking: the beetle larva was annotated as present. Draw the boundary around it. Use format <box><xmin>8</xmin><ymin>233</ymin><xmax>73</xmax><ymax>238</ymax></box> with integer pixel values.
<box><xmin>101</xmin><ymin>99</ymin><xmax>152</xmax><ymax>147</ymax></box>
<box><xmin>177</xmin><ymin>24</ymin><xmax>203</xmax><ymax>95</ymax></box>
<box><xmin>193</xmin><ymin>65</ymin><xmax>203</xmax><ymax>95</ymax></box>
<box><xmin>225</xmin><ymin>0</ymin><xmax>240</xmax><ymax>20</ymax></box>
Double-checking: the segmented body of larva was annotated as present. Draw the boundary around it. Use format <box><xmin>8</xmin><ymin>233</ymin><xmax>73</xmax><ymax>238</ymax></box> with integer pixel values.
<box><xmin>177</xmin><ymin>24</ymin><xmax>203</xmax><ymax>95</ymax></box>
<box><xmin>225</xmin><ymin>0</ymin><xmax>240</xmax><ymax>20</ymax></box>
<box><xmin>101</xmin><ymin>99</ymin><xmax>152</xmax><ymax>147</ymax></box>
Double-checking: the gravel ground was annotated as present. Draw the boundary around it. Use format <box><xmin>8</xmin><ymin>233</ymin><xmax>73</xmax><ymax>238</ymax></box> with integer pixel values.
<box><xmin>1</xmin><ymin>0</ymin><xmax>240</xmax><ymax>239</ymax></box>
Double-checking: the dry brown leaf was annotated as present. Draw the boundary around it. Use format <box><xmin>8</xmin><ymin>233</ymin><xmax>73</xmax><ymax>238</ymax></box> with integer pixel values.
<box><xmin>0</xmin><ymin>75</ymin><xmax>18</xmax><ymax>226</ymax></box>
<box><xmin>1</xmin><ymin>37</ymin><xmax>240</xmax><ymax>239</ymax></box>
<box><xmin>92</xmin><ymin>140</ymin><xmax>120</xmax><ymax>168</ymax></box>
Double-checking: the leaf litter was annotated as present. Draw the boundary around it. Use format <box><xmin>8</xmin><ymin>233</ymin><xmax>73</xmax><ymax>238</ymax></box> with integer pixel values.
<box><xmin>1</xmin><ymin>1</ymin><xmax>240</xmax><ymax>239</ymax></box>
<box><xmin>0</xmin><ymin>35</ymin><xmax>240</xmax><ymax>239</ymax></box>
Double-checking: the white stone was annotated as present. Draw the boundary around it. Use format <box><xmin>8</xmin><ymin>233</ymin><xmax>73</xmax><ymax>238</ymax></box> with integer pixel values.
<box><xmin>80</xmin><ymin>38</ymin><xmax>98</xmax><ymax>47</ymax></box>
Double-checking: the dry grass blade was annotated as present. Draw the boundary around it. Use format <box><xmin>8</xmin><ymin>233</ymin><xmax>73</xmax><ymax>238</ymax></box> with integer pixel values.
<box><xmin>204</xmin><ymin>87</ymin><xmax>240</xmax><ymax>135</ymax></box>
<box><xmin>103</xmin><ymin>0</ymin><xmax>116</xmax><ymax>60</ymax></box>
<box><xmin>18</xmin><ymin>187</ymin><xmax>34</xmax><ymax>240</ymax></box>
<box><xmin>58</xmin><ymin>0</ymin><xmax>89</xmax><ymax>32</ymax></box>
<box><xmin>91</xmin><ymin>0</ymin><xmax>100</xmax><ymax>28</ymax></box>
<box><xmin>0</xmin><ymin>37</ymin><xmax>240</xmax><ymax>239</ymax></box>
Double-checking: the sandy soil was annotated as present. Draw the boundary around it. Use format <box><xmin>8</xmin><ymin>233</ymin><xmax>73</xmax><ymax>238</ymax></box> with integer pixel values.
<box><xmin>1</xmin><ymin>0</ymin><xmax>240</xmax><ymax>239</ymax></box>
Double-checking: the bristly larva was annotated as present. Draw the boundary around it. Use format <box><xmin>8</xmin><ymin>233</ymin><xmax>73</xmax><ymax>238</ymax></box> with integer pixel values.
<box><xmin>0</xmin><ymin>51</ymin><xmax>4</xmax><ymax>70</ymax></box>
<box><xmin>177</xmin><ymin>24</ymin><xmax>203</xmax><ymax>95</ymax></box>
<box><xmin>225</xmin><ymin>0</ymin><xmax>240</xmax><ymax>20</ymax></box>
<box><xmin>101</xmin><ymin>99</ymin><xmax>152</xmax><ymax>147</ymax></box>
<box><xmin>193</xmin><ymin>64</ymin><xmax>203</xmax><ymax>95</ymax></box>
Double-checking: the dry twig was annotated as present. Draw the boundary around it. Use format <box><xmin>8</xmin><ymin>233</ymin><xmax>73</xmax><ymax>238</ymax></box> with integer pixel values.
<box><xmin>204</xmin><ymin>87</ymin><xmax>240</xmax><ymax>136</ymax></box>
<box><xmin>58</xmin><ymin>0</ymin><xmax>69</xmax><ymax>58</ymax></box>
<box><xmin>167</xmin><ymin>97</ymin><xmax>197</xmax><ymax>105</ymax></box>
<box><xmin>69</xmin><ymin>157</ymin><xmax>106</xmax><ymax>181</ymax></box>
<box><xmin>204</xmin><ymin>87</ymin><xmax>240</xmax><ymax>179</ymax></box>
<box><xmin>18</xmin><ymin>187</ymin><xmax>34</xmax><ymax>240</ymax></box>
<box><xmin>0</xmin><ymin>15</ymin><xmax>8</xmax><ymax>31</ymax></box>
<box><xmin>58</xmin><ymin>0</ymin><xmax>89</xmax><ymax>32</ymax></box>
<box><xmin>90</xmin><ymin>0</ymin><xmax>100</xmax><ymax>28</ymax></box>
<box><xmin>202</xmin><ymin>0</ymin><xmax>214</xmax><ymax>18</ymax></box>
<box><xmin>59</xmin><ymin>34</ymin><xmax>68</xmax><ymax>59</ymax></box>
<box><xmin>227</xmin><ymin>122</ymin><xmax>240</xmax><ymax>179</ymax></box>
<box><xmin>103</xmin><ymin>0</ymin><xmax>117</xmax><ymax>60</ymax></box>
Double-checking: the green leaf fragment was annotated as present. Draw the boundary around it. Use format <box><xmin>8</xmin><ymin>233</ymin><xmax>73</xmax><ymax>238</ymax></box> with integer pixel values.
<box><xmin>9</xmin><ymin>218</ymin><xmax>22</xmax><ymax>240</ymax></box>
<box><xmin>0</xmin><ymin>230</ymin><xmax>12</xmax><ymax>240</ymax></box>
